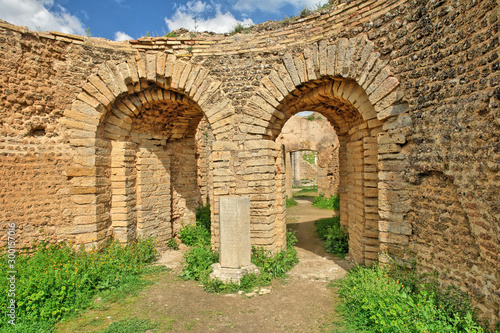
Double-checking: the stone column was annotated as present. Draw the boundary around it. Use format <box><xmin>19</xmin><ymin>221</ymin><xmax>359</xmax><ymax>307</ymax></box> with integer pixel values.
<box><xmin>285</xmin><ymin>151</ymin><xmax>293</xmax><ymax>198</ymax></box>
<box><xmin>110</xmin><ymin>141</ymin><xmax>137</xmax><ymax>244</ymax></box>
<box><xmin>210</xmin><ymin>196</ymin><xmax>259</xmax><ymax>284</ymax></box>
<box><xmin>292</xmin><ymin>151</ymin><xmax>301</xmax><ymax>187</ymax></box>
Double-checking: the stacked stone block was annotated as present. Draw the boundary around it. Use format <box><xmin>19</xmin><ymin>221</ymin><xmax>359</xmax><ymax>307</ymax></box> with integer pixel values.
<box><xmin>110</xmin><ymin>141</ymin><xmax>137</xmax><ymax>243</ymax></box>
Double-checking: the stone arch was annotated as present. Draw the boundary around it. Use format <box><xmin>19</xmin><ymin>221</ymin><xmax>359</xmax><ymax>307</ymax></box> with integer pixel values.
<box><xmin>64</xmin><ymin>51</ymin><xmax>234</xmax><ymax>141</ymax></box>
<box><xmin>242</xmin><ymin>35</ymin><xmax>410</xmax><ymax>264</ymax></box>
<box><xmin>62</xmin><ymin>52</ymin><xmax>233</xmax><ymax>248</ymax></box>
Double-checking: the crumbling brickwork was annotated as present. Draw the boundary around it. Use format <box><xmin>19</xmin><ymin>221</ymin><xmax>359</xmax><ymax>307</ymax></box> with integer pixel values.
<box><xmin>0</xmin><ymin>0</ymin><xmax>498</xmax><ymax>322</ymax></box>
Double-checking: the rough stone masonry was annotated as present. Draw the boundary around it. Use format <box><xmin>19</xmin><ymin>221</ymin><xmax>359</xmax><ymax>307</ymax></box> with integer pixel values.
<box><xmin>0</xmin><ymin>0</ymin><xmax>498</xmax><ymax>323</ymax></box>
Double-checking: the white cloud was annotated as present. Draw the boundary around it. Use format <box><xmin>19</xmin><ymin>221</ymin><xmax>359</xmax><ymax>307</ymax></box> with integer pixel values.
<box><xmin>165</xmin><ymin>1</ymin><xmax>253</xmax><ymax>34</ymax></box>
<box><xmin>0</xmin><ymin>0</ymin><xmax>86</xmax><ymax>35</ymax></box>
<box><xmin>233</xmin><ymin>0</ymin><xmax>328</xmax><ymax>13</ymax></box>
<box><xmin>114</xmin><ymin>31</ymin><xmax>133</xmax><ymax>41</ymax></box>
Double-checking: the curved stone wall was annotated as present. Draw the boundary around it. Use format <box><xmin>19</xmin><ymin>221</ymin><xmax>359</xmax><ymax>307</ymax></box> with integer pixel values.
<box><xmin>0</xmin><ymin>0</ymin><xmax>498</xmax><ymax>321</ymax></box>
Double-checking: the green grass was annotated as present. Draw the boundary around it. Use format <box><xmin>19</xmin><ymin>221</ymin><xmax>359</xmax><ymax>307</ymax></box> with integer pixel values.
<box><xmin>286</xmin><ymin>197</ymin><xmax>298</xmax><ymax>207</ymax></box>
<box><xmin>302</xmin><ymin>152</ymin><xmax>317</xmax><ymax>165</ymax></box>
<box><xmin>314</xmin><ymin>216</ymin><xmax>348</xmax><ymax>258</ymax></box>
<box><xmin>99</xmin><ymin>317</ymin><xmax>159</xmax><ymax>333</ymax></box>
<box><xmin>313</xmin><ymin>194</ymin><xmax>340</xmax><ymax>210</ymax></box>
<box><xmin>295</xmin><ymin>186</ymin><xmax>318</xmax><ymax>194</ymax></box>
<box><xmin>0</xmin><ymin>238</ymin><xmax>159</xmax><ymax>332</ymax></box>
<box><xmin>335</xmin><ymin>265</ymin><xmax>492</xmax><ymax>332</ymax></box>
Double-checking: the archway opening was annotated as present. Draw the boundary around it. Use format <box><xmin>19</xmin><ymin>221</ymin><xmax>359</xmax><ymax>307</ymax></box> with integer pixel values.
<box><xmin>99</xmin><ymin>87</ymin><xmax>207</xmax><ymax>248</ymax></box>
<box><xmin>270</xmin><ymin>78</ymin><xmax>382</xmax><ymax>265</ymax></box>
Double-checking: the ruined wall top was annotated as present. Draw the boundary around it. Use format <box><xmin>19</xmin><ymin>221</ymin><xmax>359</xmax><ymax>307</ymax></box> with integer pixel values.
<box><xmin>0</xmin><ymin>0</ymin><xmax>407</xmax><ymax>57</ymax></box>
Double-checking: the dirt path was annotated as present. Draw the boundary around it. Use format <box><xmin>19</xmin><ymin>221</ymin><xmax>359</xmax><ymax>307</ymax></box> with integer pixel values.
<box><xmin>56</xmin><ymin>196</ymin><xmax>352</xmax><ymax>333</ymax></box>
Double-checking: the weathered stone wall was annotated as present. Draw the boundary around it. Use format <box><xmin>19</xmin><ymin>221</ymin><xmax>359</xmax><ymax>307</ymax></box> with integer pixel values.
<box><xmin>0</xmin><ymin>0</ymin><xmax>498</xmax><ymax>321</ymax></box>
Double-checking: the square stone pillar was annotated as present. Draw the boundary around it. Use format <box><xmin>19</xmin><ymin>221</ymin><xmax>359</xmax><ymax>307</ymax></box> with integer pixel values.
<box><xmin>210</xmin><ymin>196</ymin><xmax>259</xmax><ymax>284</ymax></box>
<box><xmin>285</xmin><ymin>151</ymin><xmax>293</xmax><ymax>198</ymax></box>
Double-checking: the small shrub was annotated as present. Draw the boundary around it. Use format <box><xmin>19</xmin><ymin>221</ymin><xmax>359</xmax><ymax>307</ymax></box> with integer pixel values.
<box><xmin>0</xmin><ymin>238</ymin><xmax>158</xmax><ymax>332</ymax></box>
<box><xmin>180</xmin><ymin>246</ymin><xmax>219</xmax><ymax>281</ymax></box>
<box><xmin>251</xmin><ymin>230</ymin><xmax>299</xmax><ymax>279</ymax></box>
<box><xmin>164</xmin><ymin>31</ymin><xmax>178</xmax><ymax>37</ymax></box>
<box><xmin>306</xmin><ymin>114</ymin><xmax>317</xmax><ymax>121</ymax></box>
<box><xmin>286</xmin><ymin>197</ymin><xmax>298</xmax><ymax>208</ymax></box>
<box><xmin>315</xmin><ymin>217</ymin><xmax>348</xmax><ymax>258</ymax></box>
<box><xmin>300</xmin><ymin>7</ymin><xmax>312</xmax><ymax>17</ymax></box>
<box><xmin>336</xmin><ymin>265</ymin><xmax>487</xmax><ymax>333</ymax></box>
<box><xmin>179</xmin><ymin>204</ymin><xmax>211</xmax><ymax>246</ymax></box>
<box><xmin>313</xmin><ymin>194</ymin><xmax>340</xmax><ymax>210</ymax></box>
<box><xmin>179</xmin><ymin>224</ymin><xmax>211</xmax><ymax>247</ymax></box>
<box><xmin>230</xmin><ymin>23</ymin><xmax>245</xmax><ymax>35</ymax></box>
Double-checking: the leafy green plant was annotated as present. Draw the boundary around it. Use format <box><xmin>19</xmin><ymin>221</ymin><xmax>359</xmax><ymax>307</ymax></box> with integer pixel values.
<box><xmin>286</xmin><ymin>197</ymin><xmax>298</xmax><ymax>208</ymax></box>
<box><xmin>164</xmin><ymin>31</ymin><xmax>178</xmax><ymax>37</ymax></box>
<box><xmin>0</xmin><ymin>238</ymin><xmax>158</xmax><ymax>332</ymax></box>
<box><xmin>180</xmin><ymin>246</ymin><xmax>219</xmax><ymax>281</ymax></box>
<box><xmin>167</xmin><ymin>238</ymin><xmax>179</xmax><ymax>250</ymax></box>
<box><xmin>179</xmin><ymin>224</ymin><xmax>210</xmax><ymax>247</ymax></box>
<box><xmin>306</xmin><ymin>114</ymin><xmax>318</xmax><ymax>121</ymax></box>
<box><xmin>315</xmin><ymin>216</ymin><xmax>348</xmax><ymax>258</ymax></box>
<box><xmin>251</xmin><ymin>230</ymin><xmax>299</xmax><ymax>279</ymax></box>
<box><xmin>195</xmin><ymin>204</ymin><xmax>211</xmax><ymax>232</ymax></box>
<box><xmin>336</xmin><ymin>265</ymin><xmax>489</xmax><ymax>333</ymax></box>
<box><xmin>179</xmin><ymin>204</ymin><xmax>212</xmax><ymax>246</ymax></box>
<box><xmin>313</xmin><ymin>194</ymin><xmax>340</xmax><ymax>210</ymax></box>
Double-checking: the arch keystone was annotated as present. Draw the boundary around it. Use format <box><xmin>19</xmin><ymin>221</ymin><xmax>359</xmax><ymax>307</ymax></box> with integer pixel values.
<box><xmin>294</xmin><ymin>54</ymin><xmax>308</xmax><ymax>83</ymax></box>
<box><xmin>105</xmin><ymin>62</ymin><xmax>129</xmax><ymax>96</ymax></box>
<box><xmin>369</xmin><ymin>77</ymin><xmax>400</xmax><ymax>106</ymax></box>
<box><xmin>87</xmin><ymin>75</ymin><xmax>115</xmax><ymax>104</ymax></box>
<box><xmin>283</xmin><ymin>53</ymin><xmax>301</xmax><ymax>86</ymax></box>
<box><xmin>303</xmin><ymin>47</ymin><xmax>317</xmax><ymax>80</ymax></box>
<box><xmin>125</xmin><ymin>59</ymin><xmax>141</xmax><ymax>92</ymax></box>
<box><xmin>278</xmin><ymin>64</ymin><xmax>295</xmax><ymax>93</ymax></box>
<box><xmin>164</xmin><ymin>54</ymin><xmax>176</xmax><ymax>78</ymax></box>
<box><xmin>326</xmin><ymin>44</ymin><xmax>337</xmax><ymax>76</ymax></box>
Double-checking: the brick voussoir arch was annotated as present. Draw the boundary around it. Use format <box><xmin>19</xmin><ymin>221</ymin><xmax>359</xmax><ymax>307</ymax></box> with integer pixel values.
<box><xmin>254</xmin><ymin>35</ymin><xmax>407</xmax><ymax>127</ymax></box>
<box><xmin>63</xmin><ymin>51</ymin><xmax>231</xmax><ymax>141</ymax></box>
<box><xmin>62</xmin><ymin>50</ymin><xmax>231</xmax><ymax>247</ymax></box>
<box><xmin>252</xmin><ymin>34</ymin><xmax>411</xmax><ymax>264</ymax></box>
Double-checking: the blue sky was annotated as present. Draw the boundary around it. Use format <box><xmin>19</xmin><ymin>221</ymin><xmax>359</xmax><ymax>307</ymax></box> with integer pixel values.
<box><xmin>0</xmin><ymin>0</ymin><xmax>328</xmax><ymax>41</ymax></box>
